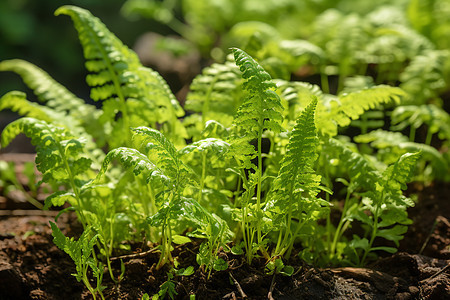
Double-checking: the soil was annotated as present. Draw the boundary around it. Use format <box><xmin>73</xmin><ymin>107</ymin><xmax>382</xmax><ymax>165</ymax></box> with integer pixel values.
<box><xmin>0</xmin><ymin>154</ymin><xmax>449</xmax><ymax>300</ymax></box>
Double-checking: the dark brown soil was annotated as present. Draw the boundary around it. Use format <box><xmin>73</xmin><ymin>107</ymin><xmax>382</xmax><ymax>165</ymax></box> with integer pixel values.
<box><xmin>0</xmin><ymin>154</ymin><xmax>449</xmax><ymax>299</ymax></box>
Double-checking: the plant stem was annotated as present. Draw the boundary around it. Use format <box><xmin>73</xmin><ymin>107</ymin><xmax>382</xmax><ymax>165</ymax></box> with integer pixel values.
<box><xmin>409</xmin><ymin>126</ymin><xmax>416</xmax><ymax>142</ymax></box>
<box><xmin>360</xmin><ymin>191</ymin><xmax>383</xmax><ymax>266</ymax></box>
<box><xmin>330</xmin><ymin>188</ymin><xmax>351</xmax><ymax>258</ymax></box>
<box><xmin>256</xmin><ymin>127</ymin><xmax>263</xmax><ymax>246</ymax></box>
<box><xmin>198</xmin><ymin>152</ymin><xmax>207</xmax><ymax>203</ymax></box>
<box><xmin>320</xmin><ymin>68</ymin><xmax>330</xmax><ymax>94</ymax></box>
<box><xmin>425</xmin><ymin>130</ymin><xmax>433</xmax><ymax>145</ymax></box>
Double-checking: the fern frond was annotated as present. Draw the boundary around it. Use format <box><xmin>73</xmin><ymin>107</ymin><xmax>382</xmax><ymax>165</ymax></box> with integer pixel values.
<box><xmin>94</xmin><ymin>147</ymin><xmax>170</xmax><ymax>186</ymax></box>
<box><xmin>383</xmin><ymin>152</ymin><xmax>421</xmax><ymax>194</ymax></box>
<box><xmin>276</xmin><ymin>82</ymin><xmax>406</xmax><ymax>136</ymax></box>
<box><xmin>267</xmin><ymin>97</ymin><xmax>321</xmax><ymax>211</ymax></box>
<box><xmin>318</xmin><ymin>85</ymin><xmax>406</xmax><ymax>136</ymax></box>
<box><xmin>231</xmin><ymin>47</ymin><xmax>283</xmax><ymax>140</ymax></box>
<box><xmin>355</xmin><ymin>129</ymin><xmax>448</xmax><ymax>178</ymax></box>
<box><xmin>400</xmin><ymin>50</ymin><xmax>448</xmax><ymax>103</ymax></box>
<box><xmin>0</xmin><ymin>59</ymin><xmax>96</xmax><ymax>117</ymax></box>
<box><xmin>55</xmin><ymin>5</ymin><xmax>184</xmax><ymax>145</ymax></box>
<box><xmin>179</xmin><ymin>138</ymin><xmax>231</xmax><ymax>178</ymax></box>
<box><xmin>179</xmin><ymin>138</ymin><xmax>230</xmax><ymax>156</ymax></box>
<box><xmin>1</xmin><ymin>117</ymin><xmax>92</xmax><ymax>185</ymax></box>
<box><xmin>0</xmin><ymin>91</ymin><xmax>103</xmax><ymax>166</ymax></box>
<box><xmin>132</xmin><ymin>127</ymin><xmax>188</xmax><ymax>185</ymax></box>
<box><xmin>265</xmin><ymin>97</ymin><xmax>326</xmax><ymax>258</ymax></box>
<box><xmin>186</xmin><ymin>58</ymin><xmax>242</xmax><ymax>127</ymax></box>
<box><xmin>55</xmin><ymin>5</ymin><xmax>140</xmax><ymax>103</ymax></box>
<box><xmin>0</xmin><ymin>91</ymin><xmax>54</xmax><ymax>122</ymax></box>
<box><xmin>325</xmin><ymin>137</ymin><xmax>379</xmax><ymax>192</ymax></box>
<box><xmin>275</xmin><ymin>80</ymin><xmax>324</xmax><ymax>123</ymax></box>
<box><xmin>50</xmin><ymin>221</ymin><xmax>99</xmax><ymax>282</ymax></box>
<box><xmin>391</xmin><ymin>104</ymin><xmax>450</xmax><ymax>141</ymax></box>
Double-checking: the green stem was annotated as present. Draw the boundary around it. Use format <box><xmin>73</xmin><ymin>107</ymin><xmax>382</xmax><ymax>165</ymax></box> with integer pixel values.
<box><xmin>198</xmin><ymin>152</ymin><xmax>207</xmax><ymax>203</ymax></box>
<box><xmin>425</xmin><ymin>130</ymin><xmax>433</xmax><ymax>145</ymax></box>
<box><xmin>284</xmin><ymin>219</ymin><xmax>305</xmax><ymax>259</ymax></box>
<box><xmin>409</xmin><ymin>126</ymin><xmax>416</xmax><ymax>142</ymax></box>
<box><xmin>201</xmin><ymin>75</ymin><xmax>218</xmax><ymax>127</ymax></box>
<box><xmin>330</xmin><ymin>188</ymin><xmax>352</xmax><ymax>257</ymax></box>
<box><xmin>256</xmin><ymin>127</ymin><xmax>263</xmax><ymax>246</ymax></box>
<box><xmin>10</xmin><ymin>175</ymin><xmax>43</xmax><ymax>209</ymax></box>
<box><xmin>320</xmin><ymin>68</ymin><xmax>330</xmax><ymax>94</ymax></box>
<box><xmin>82</xmin><ymin>265</ymin><xmax>97</xmax><ymax>300</ymax></box>
<box><xmin>360</xmin><ymin>207</ymin><xmax>379</xmax><ymax>266</ymax></box>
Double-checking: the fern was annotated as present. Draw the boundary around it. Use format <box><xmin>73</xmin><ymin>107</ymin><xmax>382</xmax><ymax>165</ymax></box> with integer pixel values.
<box><xmin>266</xmin><ymin>97</ymin><xmax>324</xmax><ymax>259</ymax></box>
<box><xmin>131</xmin><ymin>126</ymin><xmax>192</xmax><ymax>269</ymax></box>
<box><xmin>0</xmin><ymin>91</ymin><xmax>103</xmax><ymax>167</ymax></box>
<box><xmin>277</xmin><ymin>82</ymin><xmax>407</xmax><ymax>136</ymax></box>
<box><xmin>185</xmin><ymin>57</ymin><xmax>243</xmax><ymax>130</ymax></box>
<box><xmin>400</xmin><ymin>50</ymin><xmax>448</xmax><ymax>104</ymax></box>
<box><xmin>1</xmin><ymin>117</ymin><xmax>92</xmax><ymax>185</ymax></box>
<box><xmin>358</xmin><ymin>151</ymin><xmax>420</xmax><ymax>265</ymax></box>
<box><xmin>1</xmin><ymin>117</ymin><xmax>94</xmax><ymax>226</ymax></box>
<box><xmin>50</xmin><ymin>222</ymin><xmax>105</xmax><ymax>299</ymax></box>
<box><xmin>391</xmin><ymin>104</ymin><xmax>450</xmax><ymax>144</ymax></box>
<box><xmin>132</xmin><ymin>126</ymin><xmax>189</xmax><ymax>188</ymax></box>
<box><xmin>180</xmin><ymin>138</ymin><xmax>231</xmax><ymax>210</ymax></box>
<box><xmin>319</xmin><ymin>85</ymin><xmax>406</xmax><ymax>136</ymax></box>
<box><xmin>276</xmin><ymin>80</ymin><xmax>324</xmax><ymax>124</ymax></box>
<box><xmin>324</xmin><ymin>138</ymin><xmax>419</xmax><ymax>265</ymax></box>
<box><xmin>182</xmin><ymin>197</ymin><xmax>232</xmax><ymax>279</ymax></box>
<box><xmin>0</xmin><ymin>91</ymin><xmax>55</xmax><ymax>123</ymax></box>
<box><xmin>55</xmin><ymin>5</ymin><xmax>185</xmax><ymax>147</ymax></box>
<box><xmin>355</xmin><ymin>129</ymin><xmax>449</xmax><ymax>180</ymax></box>
<box><xmin>230</xmin><ymin>48</ymin><xmax>284</xmax><ymax>260</ymax></box>
<box><xmin>93</xmin><ymin>147</ymin><xmax>170</xmax><ymax>187</ymax></box>
<box><xmin>0</xmin><ymin>59</ymin><xmax>97</xmax><ymax>118</ymax></box>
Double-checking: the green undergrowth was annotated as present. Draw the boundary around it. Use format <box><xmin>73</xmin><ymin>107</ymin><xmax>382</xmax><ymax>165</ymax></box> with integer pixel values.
<box><xmin>1</xmin><ymin>5</ymin><xmax>449</xmax><ymax>299</ymax></box>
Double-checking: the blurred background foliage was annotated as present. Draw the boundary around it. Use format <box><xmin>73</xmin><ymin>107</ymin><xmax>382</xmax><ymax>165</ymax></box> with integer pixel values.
<box><xmin>0</xmin><ymin>0</ymin><xmax>166</xmax><ymax>100</ymax></box>
<box><xmin>2</xmin><ymin>0</ymin><xmax>450</xmax><ymax>105</ymax></box>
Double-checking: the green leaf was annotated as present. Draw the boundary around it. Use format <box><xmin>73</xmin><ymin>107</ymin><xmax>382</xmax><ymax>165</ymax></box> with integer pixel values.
<box><xmin>44</xmin><ymin>191</ymin><xmax>76</xmax><ymax>209</ymax></box>
<box><xmin>132</xmin><ymin>126</ymin><xmax>188</xmax><ymax>185</ymax></box>
<box><xmin>319</xmin><ymin>86</ymin><xmax>406</xmax><ymax>136</ymax></box>
<box><xmin>94</xmin><ymin>147</ymin><xmax>169</xmax><ymax>186</ymax></box>
<box><xmin>0</xmin><ymin>60</ymin><xmax>97</xmax><ymax>121</ymax></box>
<box><xmin>172</xmin><ymin>235</ymin><xmax>192</xmax><ymax>245</ymax></box>
<box><xmin>176</xmin><ymin>266</ymin><xmax>194</xmax><ymax>276</ymax></box>
<box><xmin>213</xmin><ymin>258</ymin><xmax>228</xmax><ymax>271</ymax></box>
<box><xmin>1</xmin><ymin>117</ymin><xmax>92</xmax><ymax>185</ymax></box>
<box><xmin>370</xmin><ymin>246</ymin><xmax>398</xmax><ymax>253</ymax></box>
<box><xmin>349</xmin><ymin>236</ymin><xmax>370</xmax><ymax>251</ymax></box>
<box><xmin>266</xmin><ymin>97</ymin><xmax>322</xmax><ymax>230</ymax></box>
<box><xmin>231</xmin><ymin>243</ymin><xmax>244</xmax><ymax>255</ymax></box>
<box><xmin>376</xmin><ymin>225</ymin><xmax>408</xmax><ymax>246</ymax></box>
<box><xmin>280</xmin><ymin>265</ymin><xmax>294</xmax><ymax>276</ymax></box>
<box><xmin>50</xmin><ymin>221</ymin><xmax>68</xmax><ymax>251</ymax></box>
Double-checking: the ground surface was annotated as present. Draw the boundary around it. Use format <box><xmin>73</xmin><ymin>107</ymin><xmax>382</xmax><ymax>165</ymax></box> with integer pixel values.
<box><xmin>0</xmin><ymin>154</ymin><xmax>449</xmax><ymax>300</ymax></box>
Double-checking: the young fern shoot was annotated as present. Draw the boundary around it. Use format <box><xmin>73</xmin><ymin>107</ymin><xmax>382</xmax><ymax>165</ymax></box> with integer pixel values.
<box><xmin>230</xmin><ymin>48</ymin><xmax>283</xmax><ymax>262</ymax></box>
<box><xmin>324</xmin><ymin>138</ymin><xmax>420</xmax><ymax>265</ymax></box>
<box><xmin>265</xmin><ymin>97</ymin><xmax>325</xmax><ymax>259</ymax></box>
<box><xmin>1</xmin><ymin>117</ymin><xmax>92</xmax><ymax>225</ymax></box>
<box><xmin>50</xmin><ymin>222</ymin><xmax>105</xmax><ymax>300</ymax></box>
<box><xmin>131</xmin><ymin>126</ymin><xmax>190</xmax><ymax>269</ymax></box>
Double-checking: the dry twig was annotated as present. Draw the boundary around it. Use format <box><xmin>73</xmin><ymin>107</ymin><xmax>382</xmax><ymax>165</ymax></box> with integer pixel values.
<box><xmin>229</xmin><ymin>272</ymin><xmax>247</xmax><ymax>299</ymax></box>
